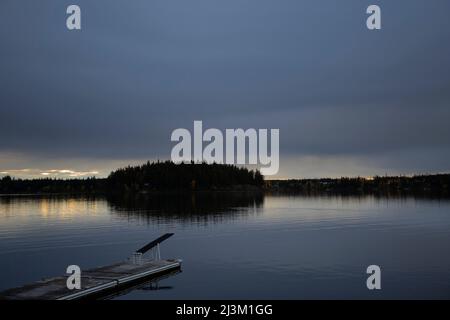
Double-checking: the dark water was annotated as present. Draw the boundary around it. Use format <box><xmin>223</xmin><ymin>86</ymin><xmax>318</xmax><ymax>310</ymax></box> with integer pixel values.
<box><xmin>1</xmin><ymin>193</ymin><xmax>450</xmax><ymax>299</ymax></box>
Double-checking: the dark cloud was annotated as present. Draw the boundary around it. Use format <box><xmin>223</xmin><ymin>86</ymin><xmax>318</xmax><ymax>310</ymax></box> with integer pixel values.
<box><xmin>1</xmin><ymin>0</ymin><xmax>450</xmax><ymax>177</ymax></box>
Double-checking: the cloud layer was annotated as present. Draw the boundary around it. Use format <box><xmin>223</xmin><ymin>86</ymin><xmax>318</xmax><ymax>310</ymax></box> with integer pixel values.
<box><xmin>1</xmin><ymin>0</ymin><xmax>450</xmax><ymax>178</ymax></box>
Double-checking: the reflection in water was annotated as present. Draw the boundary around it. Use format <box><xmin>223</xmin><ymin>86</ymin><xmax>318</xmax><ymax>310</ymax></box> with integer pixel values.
<box><xmin>266</xmin><ymin>190</ymin><xmax>450</xmax><ymax>204</ymax></box>
<box><xmin>100</xmin><ymin>269</ymin><xmax>182</xmax><ymax>300</ymax></box>
<box><xmin>0</xmin><ymin>195</ymin><xmax>105</xmax><ymax>220</ymax></box>
<box><xmin>106</xmin><ymin>192</ymin><xmax>265</xmax><ymax>224</ymax></box>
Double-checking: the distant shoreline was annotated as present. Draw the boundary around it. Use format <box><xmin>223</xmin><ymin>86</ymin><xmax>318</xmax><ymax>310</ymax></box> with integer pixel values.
<box><xmin>1</xmin><ymin>175</ymin><xmax>449</xmax><ymax>198</ymax></box>
<box><xmin>0</xmin><ymin>187</ymin><xmax>263</xmax><ymax>197</ymax></box>
<box><xmin>265</xmin><ymin>174</ymin><xmax>450</xmax><ymax>198</ymax></box>
<box><xmin>1</xmin><ymin>161</ymin><xmax>449</xmax><ymax>197</ymax></box>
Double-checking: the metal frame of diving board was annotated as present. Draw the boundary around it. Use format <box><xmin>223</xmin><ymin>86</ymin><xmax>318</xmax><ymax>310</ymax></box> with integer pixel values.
<box><xmin>131</xmin><ymin>233</ymin><xmax>174</xmax><ymax>265</ymax></box>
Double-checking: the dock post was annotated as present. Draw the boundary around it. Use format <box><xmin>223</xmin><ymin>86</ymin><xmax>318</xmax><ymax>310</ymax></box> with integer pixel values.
<box><xmin>156</xmin><ymin>243</ymin><xmax>161</xmax><ymax>260</ymax></box>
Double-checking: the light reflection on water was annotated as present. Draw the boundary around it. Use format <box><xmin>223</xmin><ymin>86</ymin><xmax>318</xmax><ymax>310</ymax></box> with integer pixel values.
<box><xmin>0</xmin><ymin>194</ymin><xmax>450</xmax><ymax>299</ymax></box>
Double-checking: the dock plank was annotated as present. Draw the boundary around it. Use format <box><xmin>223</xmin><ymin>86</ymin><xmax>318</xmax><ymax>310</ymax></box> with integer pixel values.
<box><xmin>0</xmin><ymin>259</ymin><xmax>181</xmax><ymax>300</ymax></box>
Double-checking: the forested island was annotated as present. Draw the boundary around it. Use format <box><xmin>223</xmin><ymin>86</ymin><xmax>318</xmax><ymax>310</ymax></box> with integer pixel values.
<box><xmin>0</xmin><ymin>161</ymin><xmax>263</xmax><ymax>194</ymax></box>
<box><xmin>108</xmin><ymin>161</ymin><xmax>263</xmax><ymax>192</ymax></box>
<box><xmin>0</xmin><ymin>161</ymin><xmax>449</xmax><ymax>197</ymax></box>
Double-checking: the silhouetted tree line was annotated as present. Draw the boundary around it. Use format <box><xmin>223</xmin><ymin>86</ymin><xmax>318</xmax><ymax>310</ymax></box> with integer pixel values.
<box><xmin>0</xmin><ymin>176</ymin><xmax>106</xmax><ymax>194</ymax></box>
<box><xmin>266</xmin><ymin>174</ymin><xmax>450</xmax><ymax>197</ymax></box>
<box><xmin>107</xmin><ymin>161</ymin><xmax>264</xmax><ymax>193</ymax></box>
<box><xmin>0</xmin><ymin>161</ymin><xmax>264</xmax><ymax>194</ymax></box>
<box><xmin>3</xmin><ymin>165</ymin><xmax>450</xmax><ymax>196</ymax></box>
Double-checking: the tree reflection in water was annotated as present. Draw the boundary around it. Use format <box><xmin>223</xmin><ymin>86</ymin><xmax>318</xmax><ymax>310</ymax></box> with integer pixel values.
<box><xmin>106</xmin><ymin>192</ymin><xmax>265</xmax><ymax>224</ymax></box>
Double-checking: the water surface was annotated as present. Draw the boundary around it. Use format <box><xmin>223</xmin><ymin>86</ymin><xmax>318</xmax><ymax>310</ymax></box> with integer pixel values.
<box><xmin>0</xmin><ymin>193</ymin><xmax>449</xmax><ymax>299</ymax></box>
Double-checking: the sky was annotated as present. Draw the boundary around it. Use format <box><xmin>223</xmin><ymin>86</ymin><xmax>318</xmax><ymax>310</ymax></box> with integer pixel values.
<box><xmin>1</xmin><ymin>0</ymin><xmax>450</xmax><ymax>179</ymax></box>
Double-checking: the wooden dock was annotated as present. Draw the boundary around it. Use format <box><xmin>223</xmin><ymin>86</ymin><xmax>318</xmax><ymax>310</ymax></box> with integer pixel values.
<box><xmin>0</xmin><ymin>233</ymin><xmax>182</xmax><ymax>300</ymax></box>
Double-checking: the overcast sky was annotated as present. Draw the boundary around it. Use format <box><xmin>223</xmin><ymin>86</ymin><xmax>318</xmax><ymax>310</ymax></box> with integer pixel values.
<box><xmin>1</xmin><ymin>0</ymin><xmax>450</xmax><ymax>178</ymax></box>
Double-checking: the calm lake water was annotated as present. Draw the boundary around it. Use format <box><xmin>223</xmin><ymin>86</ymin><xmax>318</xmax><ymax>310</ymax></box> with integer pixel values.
<box><xmin>1</xmin><ymin>193</ymin><xmax>450</xmax><ymax>299</ymax></box>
